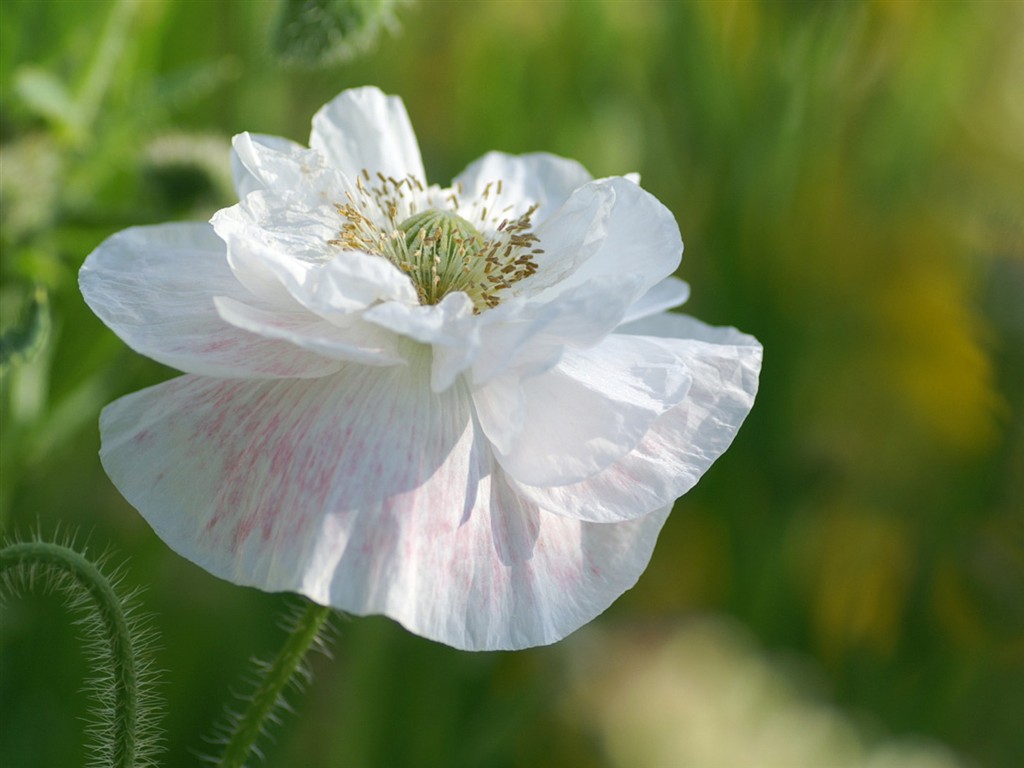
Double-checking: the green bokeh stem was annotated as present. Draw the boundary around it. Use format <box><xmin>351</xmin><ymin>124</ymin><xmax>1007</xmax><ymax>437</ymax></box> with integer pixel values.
<box><xmin>218</xmin><ymin>600</ymin><xmax>333</xmax><ymax>768</ymax></box>
<box><xmin>0</xmin><ymin>541</ymin><xmax>145</xmax><ymax>768</ymax></box>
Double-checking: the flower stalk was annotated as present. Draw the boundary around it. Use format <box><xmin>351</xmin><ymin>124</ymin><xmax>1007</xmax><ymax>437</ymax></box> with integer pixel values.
<box><xmin>217</xmin><ymin>600</ymin><xmax>334</xmax><ymax>768</ymax></box>
<box><xmin>0</xmin><ymin>539</ymin><xmax>161</xmax><ymax>768</ymax></box>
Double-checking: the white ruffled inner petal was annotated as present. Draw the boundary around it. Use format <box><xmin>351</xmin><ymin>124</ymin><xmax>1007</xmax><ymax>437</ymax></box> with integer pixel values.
<box><xmin>212</xmin><ymin>188</ymin><xmax>345</xmax><ymax>266</ymax></box>
<box><xmin>309</xmin><ymin>86</ymin><xmax>426</xmax><ymax>183</ymax></box>
<box><xmin>79</xmin><ymin>222</ymin><xmax>342</xmax><ymax>379</ymax></box>
<box><xmin>231</xmin><ymin>131</ymin><xmax>315</xmax><ymax>200</ymax></box>
<box><xmin>220</xmin><ymin>233</ymin><xmax>418</xmax><ymax>324</ymax></box>
<box><xmin>453</xmin><ymin>151</ymin><xmax>594</xmax><ymax>224</ymax></box>
<box><xmin>99</xmin><ymin>354</ymin><xmax>672</xmax><ymax>650</ymax></box>
<box><xmin>528</xmin><ymin>176</ymin><xmax>683</xmax><ymax>307</ymax></box>
<box><xmin>362</xmin><ymin>292</ymin><xmax>482</xmax><ymax>390</ymax></box>
<box><xmin>470</xmin><ymin>272</ymin><xmax>646</xmax><ymax>386</ymax></box>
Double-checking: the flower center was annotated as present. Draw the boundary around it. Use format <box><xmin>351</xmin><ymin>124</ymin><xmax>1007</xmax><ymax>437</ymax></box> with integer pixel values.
<box><xmin>329</xmin><ymin>171</ymin><xmax>542</xmax><ymax>312</ymax></box>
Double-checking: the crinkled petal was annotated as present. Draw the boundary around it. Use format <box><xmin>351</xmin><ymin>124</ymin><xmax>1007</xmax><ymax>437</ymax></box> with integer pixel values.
<box><xmin>617</xmin><ymin>308</ymin><xmax>760</xmax><ymax>347</ymax></box>
<box><xmin>362</xmin><ymin>271</ymin><xmax>644</xmax><ymax>398</ymax></box>
<box><xmin>470</xmin><ymin>273</ymin><xmax>646</xmax><ymax>385</ymax></box>
<box><xmin>518</xmin><ymin>179</ymin><xmax>615</xmax><ymax>296</ymax></box>
<box><xmin>79</xmin><ymin>223</ymin><xmax>341</xmax><ymax>379</ymax></box>
<box><xmin>510</xmin><ymin>316</ymin><xmax>762</xmax><ymax>522</ymax></box>
<box><xmin>453</xmin><ymin>151</ymin><xmax>593</xmax><ymax>223</ymax></box>
<box><xmin>99</xmin><ymin>356</ymin><xmax>670</xmax><ymax>650</ymax></box>
<box><xmin>529</xmin><ymin>177</ymin><xmax>682</xmax><ymax>305</ymax></box>
<box><xmin>231</xmin><ymin>132</ymin><xmax>309</xmax><ymax>200</ymax></box>
<box><xmin>220</xmin><ymin>232</ymin><xmax>418</xmax><ymax>324</ymax></box>
<box><xmin>620</xmin><ymin>276</ymin><xmax>691</xmax><ymax>325</ymax></box>
<box><xmin>475</xmin><ymin>334</ymin><xmax>693</xmax><ymax>487</ymax></box>
<box><xmin>310</xmin><ymin>86</ymin><xmax>425</xmax><ymax>183</ymax></box>
<box><xmin>212</xmin><ymin>188</ymin><xmax>345</xmax><ymax>266</ymax></box>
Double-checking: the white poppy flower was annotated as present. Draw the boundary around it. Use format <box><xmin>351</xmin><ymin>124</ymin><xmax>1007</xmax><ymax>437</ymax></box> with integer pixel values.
<box><xmin>80</xmin><ymin>86</ymin><xmax>761</xmax><ymax>651</ymax></box>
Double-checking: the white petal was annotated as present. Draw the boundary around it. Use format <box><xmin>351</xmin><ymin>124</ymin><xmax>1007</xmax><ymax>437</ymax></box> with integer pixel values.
<box><xmin>475</xmin><ymin>335</ymin><xmax>693</xmax><ymax>487</ymax></box>
<box><xmin>439</xmin><ymin>479</ymin><xmax>672</xmax><ymax>650</ymax></box>
<box><xmin>362</xmin><ymin>293</ymin><xmax>480</xmax><ymax>391</ymax></box>
<box><xmin>618</xmin><ymin>308</ymin><xmax>760</xmax><ymax>347</ymax></box>
<box><xmin>517</xmin><ymin>179</ymin><xmax>615</xmax><ymax>296</ymax></box>
<box><xmin>619</xmin><ymin>277</ymin><xmax>691</xmax><ymax>325</ymax></box>
<box><xmin>220</xmin><ymin>232</ymin><xmax>418</xmax><ymax>323</ymax></box>
<box><xmin>510</xmin><ymin>322</ymin><xmax>762</xmax><ymax>522</ymax></box>
<box><xmin>214</xmin><ymin>296</ymin><xmax>403</xmax><ymax>366</ymax></box>
<box><xmin>99</xmin><ymin>359</ymin><xmax>670</xmax><ymax>650</ymax></box>
<box><xmin>362</xmin><ymin>292</ymin><xmax>476</xmax><ymax>345</ymax></box>
<box><xmin>453</xmin><ymin>151</ymin><xmax>593</xmax><ymax>223</ymax></box>
<box><xmin>230</xmin><ymin>132</ymin><xmax>308</xmax><ymax>200</ymax></box>
<box><xmin>530</xmin><ymin>177</ymin><xmax>683</xmax><ymax>305</ymax></box>
<box><xmin>79</xmin><ymin>223</ymin><xmax>341</xmax><ymax>378</ymax></box>
<box><xmin>310</xmin><ymin>86</ymin><xmax>425</xmax><ymax>182</ymax></box>
<box><xmin>305</xmin><ymin>250</ymin><xmax>420</xmax><ymax>317</ymax></box>
<box><xmin>468</xmin><ymin>372</ymin><xmax>525</xmax><ymax>455</ymax></box>
<box><xmin>470</xmin><ymin>273</ymin><xmax>647</xmax><ymax>386</ymax></box>
<box><xmin>212</xmin><ymin>188</ymin><xmax>344</xmax><ymax>266</ymax></box>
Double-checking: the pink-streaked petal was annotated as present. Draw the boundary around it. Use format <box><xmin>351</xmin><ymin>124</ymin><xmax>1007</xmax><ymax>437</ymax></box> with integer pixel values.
<box><xmin>99</xmin><ymin>360</ymin><xmax>671</xmax><ymax>650</ymax></box>
<box><xmin>394</xmin><ymin>478</ymin><xmax>672</xmax><ymax>651</ymax></box>
<box><xmin>213</xmin><ymin>296</ymin><xmax>403</xmax><ymax>366</ymax></box>
<box><xmin>79</xmin><ymin>223</ymin><xmax>341</xmax><ymax>379</ymax></box>
<box><xmin>453</xmin><ymin>151</ymin><xmax>594</xmax><ymax>224</ymax></box>
<box><xmin>510</xmin><ymin>325</ymin><xmax>762</xmax><ymax>522</ymax></box>
<box><xmin>620</xmin><ymin>277</ymin><xmax>691</xmax><ymax>325</ymax></box>
<box><xmin>230</xmin><ymin>132</ymin><xmax>308</xmax><ymax>200</ymax></box>
<box><xmin>475</xmin><ymin>335</ymin><xmax>693</xmax><ymax>487</ymax></box>
<box><xmin>310</xmin><ymin>86</ymin><xmax>426</xmax><ymax>183</ymax></box>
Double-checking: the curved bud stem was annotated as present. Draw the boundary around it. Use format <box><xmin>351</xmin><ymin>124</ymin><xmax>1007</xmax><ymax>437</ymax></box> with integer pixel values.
<box><xmin>217</xmin><ymin>600</ymin><xmax>334</xmax><ymax>768</ymax></box>
<box><xmin>0</xmin><ymin>539</ymin><xmax>161</xmax><ymax>768</ymax></box>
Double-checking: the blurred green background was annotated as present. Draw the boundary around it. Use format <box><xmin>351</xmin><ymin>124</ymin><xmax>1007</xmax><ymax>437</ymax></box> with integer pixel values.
<box><xmin>2</xmin><ymin>0</ymin><xmax>1022</xmax><ymax>766</ymax></box>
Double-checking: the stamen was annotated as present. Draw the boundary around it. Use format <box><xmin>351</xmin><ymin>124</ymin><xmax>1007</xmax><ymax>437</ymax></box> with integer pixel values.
<box><xmin>329</xmin><ymin>174</ymin><xmax>543</xmax><ymax>313</ymax></box>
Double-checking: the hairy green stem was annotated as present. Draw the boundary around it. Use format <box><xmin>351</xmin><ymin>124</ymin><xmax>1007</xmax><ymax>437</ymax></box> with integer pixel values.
<box><xmin>0</xmin><ymin>540</ymin><xmax>149</xmax><ymax>768</ymax></box>
<box><xmin>218</xmin><ymin>601</ymin><xmax>333</xmax><ymax>768</ymax></box>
